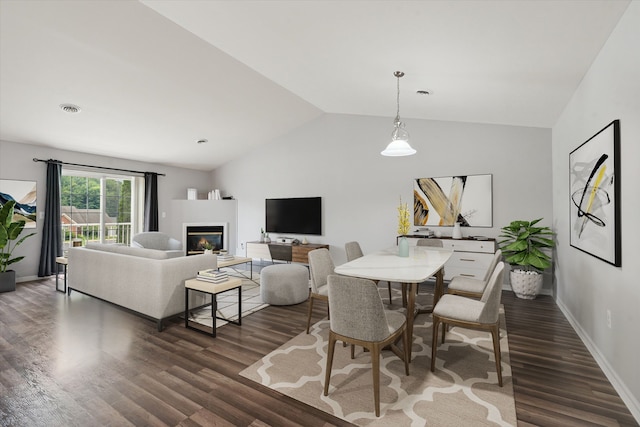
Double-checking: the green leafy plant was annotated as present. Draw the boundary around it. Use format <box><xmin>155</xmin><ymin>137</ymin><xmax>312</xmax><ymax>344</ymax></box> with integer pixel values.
<box><xmin>201</xmin><ymin>241</ymin><xmax>213</xmax><ymax>251</ymax></box>
<box><xmin>1</xmin><ymin>200</ymin><xmax>37</xmax><ymax>273</ymax></box>
<box><xmin>498</xmin><ymin>218</ymin><xmax>555</xmax><ymax>272</ymax></box>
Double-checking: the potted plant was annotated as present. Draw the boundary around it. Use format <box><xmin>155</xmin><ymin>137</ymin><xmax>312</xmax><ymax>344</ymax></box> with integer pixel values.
<box><xmin>498</xmin><ymin>218</ymin><xmax>555</xmax><ymax>299</ymax></box>
<box><xmin>202</xmin><ymin>241</ymin><xmax>214</xmax><ymax>254</ymax></box>
<box><xmin>1</xmin><ymin>200</ymin><xmax>37</xmax><ymax>292</ymax></box>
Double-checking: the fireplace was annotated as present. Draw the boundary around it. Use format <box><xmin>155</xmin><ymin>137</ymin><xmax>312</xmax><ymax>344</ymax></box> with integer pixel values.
<box><xmin>183</xmin><ymin>223</ymin><xmax>228</xmax><ymax>256</ymax></box>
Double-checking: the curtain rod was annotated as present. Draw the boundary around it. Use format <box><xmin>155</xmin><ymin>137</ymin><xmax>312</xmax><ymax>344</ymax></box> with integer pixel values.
<box><xmin>32</xmin><ymin>158</ymin><xmax>166</xmax><ymax>177</ymax></box>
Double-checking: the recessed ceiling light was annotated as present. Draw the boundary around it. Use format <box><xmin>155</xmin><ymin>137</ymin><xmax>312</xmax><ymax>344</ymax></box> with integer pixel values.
<box><xmin>59</xmin><ymin>103</ymin><xmax>81</xmax><ymax>113</ymax></box>
<box><xmin>196</xmin><ymin>139</ymin><xmax>208</xmax><ymax>144</ymax></box>
<box><xmin>416</xmin><ymin>90</ymin><xmax>432</xmax><ymax>95</ymax></box>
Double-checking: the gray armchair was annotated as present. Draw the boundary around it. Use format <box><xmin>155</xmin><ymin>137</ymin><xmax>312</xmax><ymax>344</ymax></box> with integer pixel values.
<box><xmin>306</xmin><ymin>248</ymin><xmax>334</xmax><ymax>333</ymax></box>
<box><xmin>323</xmin><ymin>274</ymin><xmax>410</xmax><ymax>417</ymax></box>
<box><xmin>447</xmin><ymin>249</ymin><xmax>503</xmax><ymax>298</ymax></box>
<box><xmin>345</xmin><ymin>241</ymin><xmax>392</xmax><ymax>303</ymax></box>
<box><xmin>431</xmin><ymin>262</ymin><xmax>506</xmax><ymax>386</ymax></box>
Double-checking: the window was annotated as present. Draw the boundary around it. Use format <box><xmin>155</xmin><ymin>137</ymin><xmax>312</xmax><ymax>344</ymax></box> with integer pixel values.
<box><xmin>60</xmin><ymin>169</ymin><xmax>144</xmax><ymax>247</ymax></box>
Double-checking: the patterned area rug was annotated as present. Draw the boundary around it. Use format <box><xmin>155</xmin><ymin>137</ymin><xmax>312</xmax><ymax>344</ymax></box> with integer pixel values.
<box><xmin>187</xmin><ymin>271</ymin><xmax>268</xmax><ymax>328</ymax></box>
<box><xmin>240</xmin><ymin>294</ymin><xmax>516</xmax><ymax>426</ymax></box>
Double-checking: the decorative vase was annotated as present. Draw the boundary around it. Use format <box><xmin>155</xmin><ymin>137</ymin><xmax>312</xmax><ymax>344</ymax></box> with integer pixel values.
<box><xmin>398</xmin><ymin>236</ymin><xmax>409</xmax><ymax>257</ymax></box>
<box><xmin>510</xmin><ymin>270</ymin><xmax>543</xmax><ymax>299</ymax></box>
<box><xmin>203</xmin><ymin>249</ymin><xmax>213</xmax><ymax>255</ymax></box>
<box><xmin>452</xmin><ymin>222</ymin><xmax>462</xmax><ymax>239</ymax></box>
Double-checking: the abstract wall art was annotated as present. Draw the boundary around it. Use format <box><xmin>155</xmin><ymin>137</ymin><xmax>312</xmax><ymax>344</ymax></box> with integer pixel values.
<box><xmin>414</xmin><ymin>174</ymin><xmax>493</xmax><ymax>227</ymax></box>
<box><xmin>0</xmin><ymin>179</ymin><xmax>37</xmax><ymax>228</ymax></box>
<box><xmin>569</xmin><ymin>120</ymin><xmax>621</xmax><ymax>266</ymax></box>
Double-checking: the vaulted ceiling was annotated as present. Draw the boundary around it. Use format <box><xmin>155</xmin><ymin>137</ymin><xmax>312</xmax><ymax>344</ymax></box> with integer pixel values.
<box><xmin>0</xmin><ymin>1</ymin><xmax>630</xmax><ymax>170</ymax></box>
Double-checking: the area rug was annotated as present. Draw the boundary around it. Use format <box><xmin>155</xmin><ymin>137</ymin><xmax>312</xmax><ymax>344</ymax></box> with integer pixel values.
<box><xmin>240</xmin><ymin>302</ymin><xmax>516</xmax><ymax>426</ymax></box>
<box><xmin>187</xmin><ymin>271</ymin><xmax>268</xmax><ymax>329</ymax></box>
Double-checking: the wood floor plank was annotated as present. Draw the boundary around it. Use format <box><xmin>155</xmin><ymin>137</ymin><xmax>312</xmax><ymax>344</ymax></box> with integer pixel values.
<box><xmin>0</xmin><ymin>275</ymin><xmax>636</xmax><ymax>427</ymax></box>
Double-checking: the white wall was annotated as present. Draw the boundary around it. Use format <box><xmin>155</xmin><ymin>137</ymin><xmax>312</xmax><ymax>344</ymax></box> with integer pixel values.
<box><xmin>552</xmin><ymin>2</ymin><xmax>639</xmax><ymax>419</ymax></box>
<box><xmin>0</xmin><ymin>140</ymin><xmax>211</xmax><ymax>281</ymax></box>
<box><xmin>211</xmin><ymin>113</ymin><xmax>552</xmax><ymax>278</ymax></box>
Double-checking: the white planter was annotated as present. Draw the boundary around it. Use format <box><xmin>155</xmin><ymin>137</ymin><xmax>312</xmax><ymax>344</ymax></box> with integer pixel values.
<box><xmin>509</xmin><ymin>270</ymin><xmax>543</xmax><ymax>299</ymax></box>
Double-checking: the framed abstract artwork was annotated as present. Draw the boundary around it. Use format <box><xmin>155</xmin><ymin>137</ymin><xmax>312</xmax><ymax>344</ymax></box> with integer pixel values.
<box><xmin>0</xmin><ymin>179</ymin><xmax>37</xmax><ymax>228</ymax></box>
<box><xmin>414</xmin><ymin>174</ymin><xmax>493</xmax><ymax>227</ymax></box>
<box><xmin>569</xmin><ymin>120</ymin><xmax>621</xmax><ymax>266</ymax></box>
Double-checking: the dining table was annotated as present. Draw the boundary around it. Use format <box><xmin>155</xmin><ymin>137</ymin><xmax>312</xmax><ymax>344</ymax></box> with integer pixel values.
<box><xmin>334</xmin><ymin>245</ymin><xmax>453</xmax><ymax>359</ymax></box>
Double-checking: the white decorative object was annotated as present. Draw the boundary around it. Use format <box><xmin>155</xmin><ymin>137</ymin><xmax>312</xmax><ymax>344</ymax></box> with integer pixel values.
<box><xmin>452</xmin><ymin>222</ymin><xmax>462</xmax><ymax>239</ymax></box>
<box><xmin>510</xmin><ymin>270</ymin><xmax>543</xmax><ymax>299</ymax></box>
<box><xmin>434</xmin><ymin>230</ymin><xmax>442</xmax><ymax>238</ymax></box>
<box><xmin>187</xmin><ymin>188</ymin><xmax>197</xmax><ymax>200</ymax></box>
<box><xmin>301</xmin><ymin>237</ymin><xmax>308</xmax><ymax>245</ymax></box>
<box><xmin>214</xmin><ymin>189</ymin><xmax>221</xmax><ymax>200</ymax></box>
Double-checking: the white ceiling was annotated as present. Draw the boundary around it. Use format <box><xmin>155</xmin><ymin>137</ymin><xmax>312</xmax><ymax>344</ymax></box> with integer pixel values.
<box><xmin>0</xmin><ymin>0</ymin><xmax>630</xmax><ymax>171</ymax></box>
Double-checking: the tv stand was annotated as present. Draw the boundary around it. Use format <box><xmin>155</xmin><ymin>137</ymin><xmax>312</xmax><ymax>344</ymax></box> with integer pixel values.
<box><xmin>246</xmin><ymin>241</ymin><xmax>329</xmax><ymax>264</ymax></box>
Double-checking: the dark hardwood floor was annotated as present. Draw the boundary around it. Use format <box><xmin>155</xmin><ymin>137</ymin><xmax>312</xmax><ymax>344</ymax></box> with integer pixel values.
<box><xmin>1</xmin><ymin>269</ymin><xmax>637</xmax><ymax>426</ymax></box>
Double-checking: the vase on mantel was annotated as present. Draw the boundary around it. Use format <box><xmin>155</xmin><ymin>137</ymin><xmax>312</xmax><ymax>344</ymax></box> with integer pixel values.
<box><xmin>452</xmin><ymin>222</ymin><xmax>462</xmax><ymax>239</ymax></box>
<box><xmin>398</xmin><ymin>236</ymin><xmax>409</xmax><ymax>257</ymax></box>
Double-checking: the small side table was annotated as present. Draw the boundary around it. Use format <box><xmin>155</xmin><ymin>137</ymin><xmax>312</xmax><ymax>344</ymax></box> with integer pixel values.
<box><xmin>184</xmin><ymin>277</ymin><xmax>242</xmax><ymax>337</ymax></box>
<box><xmin>55</xmin><ymin>256</ymin><xmax>68</xmax><ymax>293</ymax></box>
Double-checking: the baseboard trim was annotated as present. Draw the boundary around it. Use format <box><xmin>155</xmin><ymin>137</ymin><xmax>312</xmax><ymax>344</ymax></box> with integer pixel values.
<box><xmin>556</xmin><ymin>297</ymin><xmax>640</xmax><ymax>424</ymax></box>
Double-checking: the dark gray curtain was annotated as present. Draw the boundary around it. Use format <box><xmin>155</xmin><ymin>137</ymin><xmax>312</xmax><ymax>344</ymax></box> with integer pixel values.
<box><xmin>144</xmin><ymin>172</ymin><xmax>159</xmax><ymax>232</ymax></box>
<box><xmin>38</xmin><ymin>160</ymin><xmax>62</xmax><ymax>276</ymax></box>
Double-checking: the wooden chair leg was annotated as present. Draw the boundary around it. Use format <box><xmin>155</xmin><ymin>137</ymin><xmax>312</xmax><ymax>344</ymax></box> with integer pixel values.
<box><xmin>306</xmin><ymin>295</ymin><xmax>315</xmax><ymax>334</ymax></box>
<box><xmin>387</xmin><ymin>281</ymin><xmax>392</xmax><ymax>303</ymax></box>
<box><xmin>323</xmin><ymin>332</ymin><xmax>337</xmax><ymax>396</ymax></box>
<box><xmin>371</xmin><ymin>343</ymin><xmax>381</xmax><ymax>417</ymax></box>
<box><xmin>402</xmin><ymin>326</ymin><xmax>410</xmax><ymax>374</ymax></box>
<box><xmin>491</xmin><ymin>323</ymin><xmax>503</xmax><ymax>387</ymax></box>
<box><xmin>431</xmin><ymin>316</ymin><xmax>440</xmax><ymax>372</ymax></box>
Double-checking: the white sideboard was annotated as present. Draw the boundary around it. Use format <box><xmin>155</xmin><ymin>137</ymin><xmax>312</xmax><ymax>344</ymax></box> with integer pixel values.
<box><xmin>404</xmin><ymin>236</ymin><xmax>497</xmax><ymax>281</ymax></box>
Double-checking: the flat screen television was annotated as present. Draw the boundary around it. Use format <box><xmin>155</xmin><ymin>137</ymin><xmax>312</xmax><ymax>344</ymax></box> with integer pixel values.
<box><xmin>265</xmin><ymin>197</ymin><xmax>322</xmax><ymax>235</ymax></box>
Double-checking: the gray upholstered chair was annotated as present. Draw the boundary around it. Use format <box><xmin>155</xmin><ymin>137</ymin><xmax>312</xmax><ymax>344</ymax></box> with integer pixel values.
<box><xmin>323</xmin><ymin>274</ymin><xmax>410</xmax><ymax>417</ymax></box>
<box><xmin>306</xmin><ymin>248</ymin><xmax>334</xmax><ymax>333</ymax></box>
<box><xmin>132</xmin><ymin>232</ymin><xmax>182</xmax><ymax>251</ymax></box>
<box><xmin>447</xmin><ymin>249</ymin><xmax>503</xmax><ymax>298</ymax></box>
<box><xmin>345</xmin><ymin>241</ymin><xmax>393</xmax><ymax>303</ymax></box>
<box><xmin>431</xmin><ymin>262</ymin><xmax>506</xmax><ymax>386</ymax></box>
<box><xmin>411</xmin><ymin>238</ymin><xmax>444</xmax><ymax>302</ymax></box>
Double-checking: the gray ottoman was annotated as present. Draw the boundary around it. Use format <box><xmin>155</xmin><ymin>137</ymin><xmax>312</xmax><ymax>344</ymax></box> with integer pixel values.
<box><xmin>260</xmin><ymin>263</ymin><xmax>309</xmax><ymax>305</ymax></box>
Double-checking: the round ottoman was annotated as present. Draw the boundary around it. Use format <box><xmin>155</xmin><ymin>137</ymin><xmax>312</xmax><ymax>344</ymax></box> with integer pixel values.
<box><xmin>260</xmin><ymin>263</ymin><xmax>309</xmax><ymax>305</ymax></box>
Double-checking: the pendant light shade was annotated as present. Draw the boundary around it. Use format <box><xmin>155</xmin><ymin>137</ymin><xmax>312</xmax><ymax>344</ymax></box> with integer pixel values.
<box><xmin>381</xmin><ymin>71</ymin><xmax>416</xmax><ymax>157</ymax></box>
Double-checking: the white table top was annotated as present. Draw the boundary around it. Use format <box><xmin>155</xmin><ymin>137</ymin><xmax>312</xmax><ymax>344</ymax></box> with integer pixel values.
<box><xmin>334</xmin><ymin>246</ymin><xmax>453</xmax><ymax>283</ymax></box>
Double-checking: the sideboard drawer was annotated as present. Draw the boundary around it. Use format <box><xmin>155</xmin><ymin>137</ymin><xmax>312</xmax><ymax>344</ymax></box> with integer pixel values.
<box><xmin>441</xmin><ymin>239</ymin><xmax>496</xmax><ymax>253</ymax></box>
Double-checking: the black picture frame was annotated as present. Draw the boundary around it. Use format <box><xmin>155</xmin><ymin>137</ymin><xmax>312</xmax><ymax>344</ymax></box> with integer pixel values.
<box><xmin>569</xmin><ymin>120</ymin><xmax>621</xmax><ymax>266</ymax></box>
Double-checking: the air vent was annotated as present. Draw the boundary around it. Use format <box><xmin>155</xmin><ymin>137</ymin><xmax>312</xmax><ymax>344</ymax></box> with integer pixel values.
<box><xmin>59</xmin><ymin>103</ymin><xmax>81</xmax><ymax>114</ymax></box>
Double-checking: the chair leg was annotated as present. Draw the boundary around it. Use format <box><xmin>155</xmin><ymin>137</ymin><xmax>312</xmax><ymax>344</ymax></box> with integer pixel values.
<box><xmin>491</xmin><ymin>323</ymin><xmax>503</xmax><ymax>387</ymax></box>
<box><xmin>441</xmin><ymin>321</ymin><xmax>447</xmax><ymax>344</ymax></box>
<box><xmin>402</xmin><ymin>326</ymin><xmax>410</xmax><ymax>375</ymax></box>
<box><xmin>306</xmin><ymin>295</ymin><xmax>315</xmax><ymax>334</ymax></box>
<box><xmin>431</xmin><ymin>316</ymin><xmax>440</xmax><ymax>372</ymax></box>
<box><xmin>371</xmin><ymin>343</ymin><xmax>381</xmax><ymax>417</ymax></box>
<box><xmin>323</xmin><ymin>332</ymin><xmax>337</xmax><ymax>396</ymax></box>
<box><xmin>387</xmin><ymin>281</ymin><xmax>393</xmax><ymax>303</ymax></box>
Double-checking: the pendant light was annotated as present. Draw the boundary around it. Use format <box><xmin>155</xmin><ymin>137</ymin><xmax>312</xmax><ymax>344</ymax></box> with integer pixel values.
<box><xmin>381</xmin><ymin>71</ymin><xmax>416</xmax><ymax>156</ymax></box>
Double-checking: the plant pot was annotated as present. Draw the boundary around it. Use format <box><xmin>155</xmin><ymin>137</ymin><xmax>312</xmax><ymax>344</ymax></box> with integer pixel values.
<box><xmin>509</xmin><ymin>269</ymin><xmax>543</xmax><ymax>299</ymax></box>
<box><xmin>0</xmin><ymin>270</ymin><xmax>16</xmax><ymax>293</ymax></box>
<box><xmin>203</xmin><ymin>249</ymin><xmax>213</xmax><ymax>255</ymax></box>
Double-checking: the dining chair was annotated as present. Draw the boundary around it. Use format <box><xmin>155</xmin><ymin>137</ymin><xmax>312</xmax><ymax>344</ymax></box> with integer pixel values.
<box><xmin>345</xmin><ymin>241</ymin><xmax>393</xmax><ymax>303</ymax></box>
<box><xmin>324</xmin><ymin>274</ymin><xmax>410</xmax><ymax>417</ymax></box>
<box><xmin>410</xmin><ymin>238</ymin><xmax>445</xmax><ymax>303</ymax></box>
<box><xmin>447</xmin><ymin>249</ymin><xmax>502</xmax><ymax>298</ymax></box>
<box><xmin>306</xmin><ymin>248</ymin><xmax>335</xmax><ymax>333</ymax></box>
<box><xmin>431</xmin><ymin>262</ymin><xmax>506</xmax><ymax>386</ymax></box>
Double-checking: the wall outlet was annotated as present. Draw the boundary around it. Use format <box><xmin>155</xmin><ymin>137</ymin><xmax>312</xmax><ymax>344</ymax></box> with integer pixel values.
<box><xmin>606</xmin><ymin>309</ymin><xmax>612</xmax><ymax>328</ymax></box>
<box><xmin>240</xmin><ymin>241</ymin><xmax>244</xmax><ymax>250</ymax></box>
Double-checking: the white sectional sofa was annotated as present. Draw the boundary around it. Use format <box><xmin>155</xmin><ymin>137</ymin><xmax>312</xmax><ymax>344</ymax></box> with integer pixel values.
<box><xmin>67</xmin><ymin>243</ymin><xmax>217</xmax><ymax>331</ymax></box>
